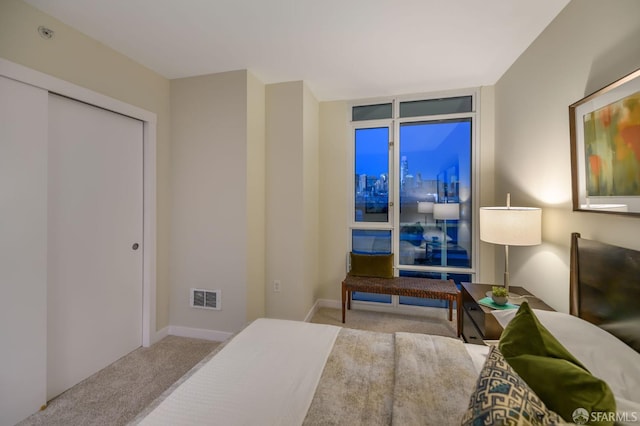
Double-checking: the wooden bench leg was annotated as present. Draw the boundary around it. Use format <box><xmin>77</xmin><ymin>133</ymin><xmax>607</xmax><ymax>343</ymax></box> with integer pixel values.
<box><xmin>456</xmin><ymin>292</ymin><xmax>462</xmax><ymax>337</ymax></box>
<box><xmin>341</xmin><ymin>281</ymin><xmax>346</xmax><ymax>323</ymax></box>
<box><xmin>448</xmin><ymin>299</ymin><xmax>453</xmax><ymax>322</ymax></box>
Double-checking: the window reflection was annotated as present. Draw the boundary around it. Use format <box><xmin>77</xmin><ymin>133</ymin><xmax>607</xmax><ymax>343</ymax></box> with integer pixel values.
<box><xmin>398</xmin><ymin>119</ymin><xmax>472</xmax><ymax>268</ymax></box>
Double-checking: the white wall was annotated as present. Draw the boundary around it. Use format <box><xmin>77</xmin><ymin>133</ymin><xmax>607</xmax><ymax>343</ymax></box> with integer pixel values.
<box><xmin>170</xmin><ymin>70</ymin><xmax>250</xmax><ymax>332</ymax></box>
<box><xmin>494</xmin><ymin>0</ymin><xmax>640</xmax><ymax>312</ymax></box>
<box><xmin>0</xmin><ymin>0</ymin><xmax>172</xmax><ymax>329</ymax></box>
<box><xmin>265</xmin><ymin>81</ymin><xmax>319</xmax><ymax>319</ymax></box>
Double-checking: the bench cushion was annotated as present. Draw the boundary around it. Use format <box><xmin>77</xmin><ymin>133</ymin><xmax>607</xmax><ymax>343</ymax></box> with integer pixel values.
<box><xmin>349</xmin><ymin>252</ymin><xmax>393</xmax><ymax>278</ymax></box>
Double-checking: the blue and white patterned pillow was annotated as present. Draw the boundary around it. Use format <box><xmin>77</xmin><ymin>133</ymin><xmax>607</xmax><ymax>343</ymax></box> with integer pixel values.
<box><xmin>461</xmin><ymin>346</ymin><xmax>567</xmax><ymax>426</ymax></box>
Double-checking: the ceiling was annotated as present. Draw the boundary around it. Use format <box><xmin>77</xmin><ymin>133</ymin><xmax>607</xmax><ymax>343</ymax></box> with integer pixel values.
<box><xmin>24</xmin><ymin>0</ymin><xmax>570</xmax><ymax>101</ymax></box>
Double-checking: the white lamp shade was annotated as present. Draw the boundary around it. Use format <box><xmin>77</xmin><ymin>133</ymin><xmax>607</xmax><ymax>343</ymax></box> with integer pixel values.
<box><xmin>480</xmin><ymin>207</ymin><xmax>541</xmax><ymax>246</ymax></box>
<box><xmin>433</xmin><ymin>203</ymin><xmax>459</xmax><ymax>220</ymax></box>
<box><xmin>417</xmin><ymin>201</ymin><xmax>434</xmax><ymax>213</ymax></box>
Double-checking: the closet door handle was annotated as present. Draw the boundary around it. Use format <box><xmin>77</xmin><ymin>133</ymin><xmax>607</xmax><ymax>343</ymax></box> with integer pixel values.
<box><xmin>132</xmin><ymin>243</ymin><xmax>139</xmax><ymax>250</ymax></box>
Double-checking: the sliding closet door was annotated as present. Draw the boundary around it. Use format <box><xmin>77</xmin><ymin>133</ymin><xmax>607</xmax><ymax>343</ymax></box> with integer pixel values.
<box><xmin>0</xmin><ymin>76</ymin><xmax>48</xmax><ymax>426</ymax></box>
<box><xmin>47</xmin><ymin>94</ymin><xmax>144</xmax><ymax>399</ymax></box>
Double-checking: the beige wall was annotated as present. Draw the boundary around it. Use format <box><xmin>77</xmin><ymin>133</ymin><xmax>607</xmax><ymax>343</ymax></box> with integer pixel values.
<box><xmin>303</xmin><ymin>84</ymin><xmax>321</xmax><ymax>305</ymax></box>
<box><xmin>246</xmin><ymin>72</ymin><xmax>267</xmax><ymax>321</ymax></box>
<box><xmin>494</xmin><ymin>0</ymin><xmax>640</xmax><ymax>312</ymax></box>
<box><xmin>265</xmin><ymin>81</ymin><xmax>319</xmax><ymax>319</ymax></box>
<box><xmin>170</xmin><ymin>70</ymin><xmax>253</xmax><ymax>332</ymax></box>
<box><xmin>317</xmin><ymin>101</ymin><xmax>350</xmax><ymax>300</ymax></box>
<box><xmin>0</xmin><ymin>0</ymin><xmax>172</xmax><ymax>329</ymax></box>
<box><xmin>477</xmin><ymin>86</ymin><xmax>497</xmax><ymax>284</ymax></box>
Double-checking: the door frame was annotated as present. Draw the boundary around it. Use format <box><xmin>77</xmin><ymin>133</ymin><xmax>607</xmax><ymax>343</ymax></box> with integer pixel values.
<box><xmin>0</xmin><ymin>58</ymin><xmax>157</xmax><ymax>347</ymax></box>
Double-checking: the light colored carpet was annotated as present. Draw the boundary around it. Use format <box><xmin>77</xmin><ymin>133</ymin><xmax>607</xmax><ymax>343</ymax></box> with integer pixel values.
<box><xmin>18</xmin><ymin>335</ymin><xmax>219</xmax><ymax>426</ymax></box>
<box><xmin>311</xmin><ymin>306</ymin><xmax>458</xmax><ymax>338</ymax></box>
<box><xmin>18</xmin><ymin>307</ymin><xmax>454</xmax><ymax>425</ymax></box>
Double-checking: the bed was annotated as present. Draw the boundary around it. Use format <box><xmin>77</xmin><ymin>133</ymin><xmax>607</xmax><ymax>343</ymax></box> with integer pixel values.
<box><xmin>133</xmin><ymin>233</ymin><xmax>640</xmax><ymax>425</ymax></box>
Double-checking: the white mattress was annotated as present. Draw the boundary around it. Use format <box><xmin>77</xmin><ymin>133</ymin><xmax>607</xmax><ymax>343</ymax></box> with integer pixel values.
<box><xmin>137</xmin><ymin>318</ymin><xmax>340</xmax><ymax>426</ymax></box>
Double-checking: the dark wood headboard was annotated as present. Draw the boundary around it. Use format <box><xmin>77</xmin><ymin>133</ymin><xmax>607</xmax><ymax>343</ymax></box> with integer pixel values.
<box><xmin>570</xmin><ymin>232</ymin><xmax>640</xmax><ymax>353</ymax></box>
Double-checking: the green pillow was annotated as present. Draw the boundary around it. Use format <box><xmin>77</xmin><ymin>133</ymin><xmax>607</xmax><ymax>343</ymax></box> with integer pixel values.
<box><xmin>462</xmin><ymin>346</ymin><xmax>564</xmax><ymax>425</ymax></box>
<box><xmin>349</xmin><ymin>252</ymin><xmax>393</xmax><ymax>278</ymax></box>
<box><xmin>499</xmin><ymin>302</ymin><xmax>616</xmax><ymax>425</ymax></box>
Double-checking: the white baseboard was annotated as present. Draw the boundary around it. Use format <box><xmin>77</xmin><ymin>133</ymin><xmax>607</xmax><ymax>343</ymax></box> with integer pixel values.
<box><xmin>168</xmin><ymin>325</ymin><xmax>233</xmax><ymax>342</ymax></box>
<box><xmin>303</xmin><ymin>300</ymin><xmax>320</xmax><ymax>322</ymax></box>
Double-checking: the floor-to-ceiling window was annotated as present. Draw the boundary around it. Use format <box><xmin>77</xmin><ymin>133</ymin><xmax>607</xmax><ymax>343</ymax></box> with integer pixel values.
<box><xmin>350</xmin><ymin>93</ymin><xmax>477</xmax><ymax>310</ymax></box>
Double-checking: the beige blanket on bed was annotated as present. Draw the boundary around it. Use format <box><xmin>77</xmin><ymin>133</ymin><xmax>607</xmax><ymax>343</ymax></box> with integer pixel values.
<box><xmin>304</xmin><ymin>328</ymin><xmax>395</xmax><ymax>425</ymax></box>
<box><xmin>392</xmin><ymin>332</ymin><xmax>478</xmax><ymax>425</ymax></box>
<box><xmin>304</xmin><ymin>329</ymin><xmax>477</xmax><ymax>426</ymax></box>
<box><xmin>134</xmin><ymin>324</ymin><xmax>478</xmax><ymax>426</ymax></box>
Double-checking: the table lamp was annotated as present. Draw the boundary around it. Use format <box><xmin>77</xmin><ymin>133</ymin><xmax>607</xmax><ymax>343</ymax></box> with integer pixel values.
<box><xmin>417</xmin><ymin>201</ymin><xmax>434</xmax><ymax>225</ymax></box>
<box><xmin>479</xmin><ymin>194</ymin><xmax>541</xmax><ymax>296</ymax></box>
<box><xmin>433</xmin><ymin>202</ymin><xmax>460</xmax><ymax>222</ymax></box>
<box><xmin>433</xmin><ymin>202</ymin><xmax>459</xmax><ymax>266</ymax></box>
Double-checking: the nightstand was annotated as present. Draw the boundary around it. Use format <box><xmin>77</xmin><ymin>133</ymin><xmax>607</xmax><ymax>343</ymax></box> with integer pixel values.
<box><xmin>460</xmin><ymin>282</ymin><xmax>555</xmax><ymax>345</ymax></box>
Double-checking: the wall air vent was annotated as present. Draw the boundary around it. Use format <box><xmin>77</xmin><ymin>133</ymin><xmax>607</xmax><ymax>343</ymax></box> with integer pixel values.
<box><xmin>190</xmin><ymin>288</ymin><xmax>221</xmax><ymax>310</ymax></box>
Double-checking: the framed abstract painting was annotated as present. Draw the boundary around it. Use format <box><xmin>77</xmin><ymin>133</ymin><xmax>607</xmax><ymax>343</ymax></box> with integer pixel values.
<box><xmin>569</xmin><ymin>68</ymin><xmax>640</xmax><ymax>216</ymax></box>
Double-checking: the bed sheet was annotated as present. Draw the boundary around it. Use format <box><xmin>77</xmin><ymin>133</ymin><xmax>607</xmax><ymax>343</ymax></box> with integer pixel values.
<box><xmin>137</xmin><ymin>319</ymin><xmax>340</xmax><ymax>425</ymax></box>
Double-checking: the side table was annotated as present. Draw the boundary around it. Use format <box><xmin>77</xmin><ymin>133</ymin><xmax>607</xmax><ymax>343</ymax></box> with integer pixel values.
<box><xmin>460</xmin><ymin>282</ymin><xmax>555</xmax><ymax>344</ymax></box>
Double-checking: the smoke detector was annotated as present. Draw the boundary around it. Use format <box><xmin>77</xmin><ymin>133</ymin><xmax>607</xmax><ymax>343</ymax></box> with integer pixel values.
<box><xmin>38</xmin><ymin>26</ymin><xmax>54</xmax><ymax>40</ymax></box>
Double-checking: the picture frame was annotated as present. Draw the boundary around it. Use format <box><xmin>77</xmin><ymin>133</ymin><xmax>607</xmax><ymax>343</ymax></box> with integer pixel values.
<box><xmin>569</xmin><ymin>68</ymin><xmax>640</xmax><ymax>216</ymax></box>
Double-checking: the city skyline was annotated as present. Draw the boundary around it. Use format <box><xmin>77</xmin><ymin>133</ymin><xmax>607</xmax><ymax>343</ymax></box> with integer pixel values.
<box><xmin>355</xmin><ymin>154</ymin><xmax>448</xmax><ymax>201</ymax></box>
